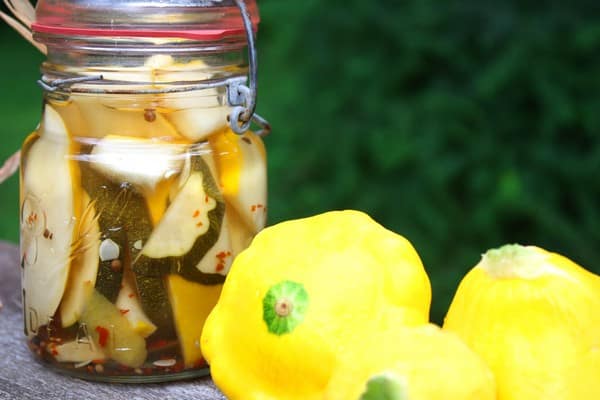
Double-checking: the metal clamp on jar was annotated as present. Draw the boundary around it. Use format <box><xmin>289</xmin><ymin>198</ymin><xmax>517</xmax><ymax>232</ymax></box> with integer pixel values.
<box><xmin>10</xmin><ymin>0</ymin><xmax>269</xmax><ymax>383</ymax></box>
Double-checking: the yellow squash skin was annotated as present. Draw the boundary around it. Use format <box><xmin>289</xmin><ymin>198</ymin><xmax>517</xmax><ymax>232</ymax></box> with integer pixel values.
<box><xmin>201</xmin><ymin>210</ymin><xmax>431</xmax><ymax>400</ymax></box>
<box><xmin>444</xmin><ymin>244</ymin><xmax>600</xmax><ymax>400</ymax></box>
<box><xmin>208</xmin><ymin>128</ymin><xmax>267</xmax><ymax>233</ymax></box>
<box><xmin>166</xmin><ymin>274</ymin><xmax>222</xmax><ymax>367</ymax></box>
<box><xmin>324</xmin><ymin>324</ymin><xmax>497</xmax><ymax>400</ymax></box>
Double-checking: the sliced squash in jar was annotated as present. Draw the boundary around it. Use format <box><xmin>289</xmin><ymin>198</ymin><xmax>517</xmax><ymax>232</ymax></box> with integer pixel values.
<box><xmin>78</xmin><ymin>164</ymin><xmax>127</xmax><ymax>302</ymax></box>
<box><xmin>196</xmin><ymin>145</ymin><xmax>255</xmax><ymax>274</ymax></box>
<box><xmin>80</xmin><ymin>161</ymin><xmax>174</xmax><ymax>337</ymax></box>
<box><xmin>141</xmin><ymin>170</ymin><xmax>217</xmax><ymax>258</ymax></box>
<box><xmin>131</xmin><ymin>257</ymin><xmax>175</xmax><ymax>338</ymax></box>
<box><xmin>228</xmin><ymin>206</ymin><xmax>255</xmax><ymax>256</ymax></box>
<box><xmin>194</xmin><ymin>212</ymin><xmax>234</xmax><ymax>275</ymax></box>
<box><xmin>49</xmin><ymin>339</ymin><xmax>106</xmax><ymax>364</ymax></box>
<box><xmin>60</xmin><ymin>191</ymin><xmax>101</xmax><ymax>328</ymax></box>
<box><xmin>70</xmin><ymin>94</ymin><xmax>182</xmax><ymax>140</ymax></box>
<box><xmin>157</xmin><ymin>58</ymin><xmax>230</xmax><ymax>142</ymax></box>
<box><xmin>115</xmin><ymin>268</ymin><xmax>157</xmax><ymax>338</ymax></box>
<box><xmin>80</xmin><ymin>289</ymin><xmax>147</xmax><ymax>368</ymax></box>
<box><xmin>194</xmin><ymin>207</ymin><xmax>254</xmax><ymax>276</ymax></box>
<box><xmin>48</xmin><ymin>97</ymin><xmax>88</xmax><ymax>140</ymax></box>
<box><xmin>208</xmin><ymin>129</ymin><xmax>267</xmax><ymax>233</ymax></box>
<box><xmin>163</xmin><ymin>92</ymin><xmax>229</xmax><ymax>142</ymax></box>
<box><xmin>21</xmin><ymin>105</ymin><xmax>81</xmax><ymax>336</ymax></box>
<box><xmin>141</xmin><ymin>153</ymin><xmax>226</xmax><ymax>285</ymax></box>
<box><xmin>166</xmin><ymin>274</ymin><xmax>222</xmax><ymax>368</ymax></box>
<box><xmin>141</xmin><ymin>153</ymin><xmax>222</xmax><ymax>260</ymax></box>
<box><xmin>88</xmin><ymin>135</ymin><xmax>185</xmax><ymax>195</ymax></box>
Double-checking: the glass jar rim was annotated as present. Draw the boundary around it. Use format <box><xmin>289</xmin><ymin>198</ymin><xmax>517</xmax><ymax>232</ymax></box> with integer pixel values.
<box><xmin>32</xmin><ymin>24</ymin><xmax>254</xmax><ymax>42</ymax></box>
<box><xmin>33</xmin><ymin>0</ymin><xmax>259</xmax><ymax>43</ymax></box>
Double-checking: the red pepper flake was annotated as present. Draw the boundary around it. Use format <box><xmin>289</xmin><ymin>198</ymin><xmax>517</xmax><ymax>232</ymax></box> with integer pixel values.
<box><xmin>196</xmin><ymin>221</ymin><xmax>204</xmax><ymax>227</ymax></box>
<box><xmin>251</xmin><ymin>205</ymin><xmax>256</xmax><ymax>212</ymax></box>
<box><xmin>95</xmin><ymin>326</ymin><xmax>109</xmax><ymax>348</ymax></box>
<box><xmin>192</xmin><ymin>209</ymin><xmax>200</xmax><ymax>218</ymax></box>
<box><xmin>128</xmin><ymin>293</ymin><xmax>136</xmax><ymax>298</ymax></box>
<box><xmin>215</xmin><ymin>251</ymin><xmax>231</xmax><ymax>272</ymax></box>
<box><xmin>256</xmin><ymin>204</ymin><xmax>264</xmax><ymax>209</ymax></box>
<box><xmin>119</xmin><ymin>309</ymin><xmax>130</xmax><ymax>315</ymax></box>
<box><xmin>47</xmin><ymin>342</ymin><xmax>59</xmax><ymax>356</ymax></box>
<box><xmin>204</xmin><ymin>195</ymin><xmax>209</xmax><ymax>203</ymax></box>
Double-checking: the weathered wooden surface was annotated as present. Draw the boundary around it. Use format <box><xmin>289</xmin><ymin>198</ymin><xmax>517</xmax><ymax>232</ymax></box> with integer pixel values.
<box><xmin>0</xmin><ymin>241</ymin><xmax>225</xmax><ymax>400</ymax></box>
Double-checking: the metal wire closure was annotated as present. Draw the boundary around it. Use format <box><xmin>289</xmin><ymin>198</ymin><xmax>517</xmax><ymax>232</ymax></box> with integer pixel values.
<box><xmin>36</xmin><ymin>0</ymin><xmax>271</xmax><ymax>136</ymax></box>
<box><xmin>231</xmin><ymin>0</ymin><xmax>258</xmax><ymax>132</ymax></box>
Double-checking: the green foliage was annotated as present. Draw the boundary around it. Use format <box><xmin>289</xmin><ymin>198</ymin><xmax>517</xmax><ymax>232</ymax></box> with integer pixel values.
<box><xmin>1</xmin><ymin>1</ymin><xmax>599</xmax><ymax>323</ymax></box>
<box><xmin>0</xmin><ymin>22</ymin><xmax>43</xmax><ymax>243</ymax></box>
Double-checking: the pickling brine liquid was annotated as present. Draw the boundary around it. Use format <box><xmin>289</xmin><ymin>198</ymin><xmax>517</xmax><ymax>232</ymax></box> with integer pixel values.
<box><xmin>20</xmin><ymin>95</ymin><xmax>266</xmax><ymax>382</ymax></box>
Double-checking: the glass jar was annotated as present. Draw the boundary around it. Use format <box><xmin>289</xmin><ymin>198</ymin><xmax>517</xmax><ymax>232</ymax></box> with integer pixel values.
<box><xmin>19</xmin><ymin>0</ymin><xmax>268</xmax><ymax>383</ymax></box>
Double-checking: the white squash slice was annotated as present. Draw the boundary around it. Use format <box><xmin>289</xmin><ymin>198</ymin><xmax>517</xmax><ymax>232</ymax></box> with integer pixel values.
<box><xmin>49</xmin><ymin>340</ymin><xmax>105</xmax><ymax>364</ymax></box>
<box><xmin>194</xmin><ymin>212</ymin><xmax>234</xmax><ymax>275</ymax></box>
<box><xmin>142</xmin><ymin>170</ymin><xmax>217</xmax><ymax>258</ymax></box>
<box><xmin>227</xmin><ymin>206</ymin><xmax>255</xmax><ymax>256</ymax></box>
<box><xmin>88</xmin><ymin>135</ymin><xmax>185</xmax><ymax>194</ymax></box>
<box><xmin>182</xmin><ymin>152</ymin><xmax>255</xmax><ymax>275</ymax></box>
<box><xmin>115</xmin><ymin>269</ymin><xmax>157</xmax><ymax>338</ymax></box>
<box><xmin>194</xmin><ymin>207</ymin><xmax>254</xmax><ymax>276</ymax></box>
<box><xmin>72</xmin><ymin>95</ymin><xmax>181</xmax><ymax>140</ymax></box>
<box><xmin>59</xmin><ymin>192</ymin><xmax>100</xmax><ymax>327</ymax></box>
<box><xmin>208</xmin><ymin>129</ymin><xmax>267</xmax><ymax>233</ymax></box>
<box><xmin>157</xmin><ymin>58</ymin><xmax>230</xmax><ymax>142</ymax></box>
<box><xmin>163</xmin><ymin>92</ymin><xmax>229</xmax><ymax>142</ymax></box>
<box><xmin>21</xmin><ymin>105</ymin><xmax>79</xmax><ymax>336</ymax></box>
<box><xmin>69</xmin><ymin>55</ymin><xmax>228</xmax><ymax>142</ymax></box>
<box><xmin>67</xmin><ymin>55</ymin><xmax>182</xmax><ymax>140</ymax></box>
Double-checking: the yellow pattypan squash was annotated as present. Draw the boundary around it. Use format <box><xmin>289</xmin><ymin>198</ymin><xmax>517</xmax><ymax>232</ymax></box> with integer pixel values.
<box><xmin>444</xmin><ymin>244</ymin><xmax>600</xmax><ymax>400</ymax></box>
<box><xmin>324</xmin><ymin>324</ymin><xmax>496</xmax><ymax>400</ymax></box>
<box><xmin>201</xmin><ymin>210</ymin><xmax>431</xmax><ymax>400</ymax></box>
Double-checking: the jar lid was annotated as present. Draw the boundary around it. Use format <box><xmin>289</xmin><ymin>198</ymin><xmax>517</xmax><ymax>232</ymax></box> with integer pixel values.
<box><xmin>32</xmin><ymin>0</ymin><xmax>259</xmax><ymax>41</ymax></box>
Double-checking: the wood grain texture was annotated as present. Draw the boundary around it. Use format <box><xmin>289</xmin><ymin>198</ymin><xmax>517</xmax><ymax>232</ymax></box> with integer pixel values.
<box><xmin>0</xmin><ymin>241</ymin><xmax>225</xmax><ymax>400</ymax></box>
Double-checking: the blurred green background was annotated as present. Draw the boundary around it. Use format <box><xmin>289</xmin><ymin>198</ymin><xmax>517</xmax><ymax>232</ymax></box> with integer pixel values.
<box><xmin>2</xmin><ymin>1</ymin><xmax>600</xmax><ymax>323</ymax></box>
